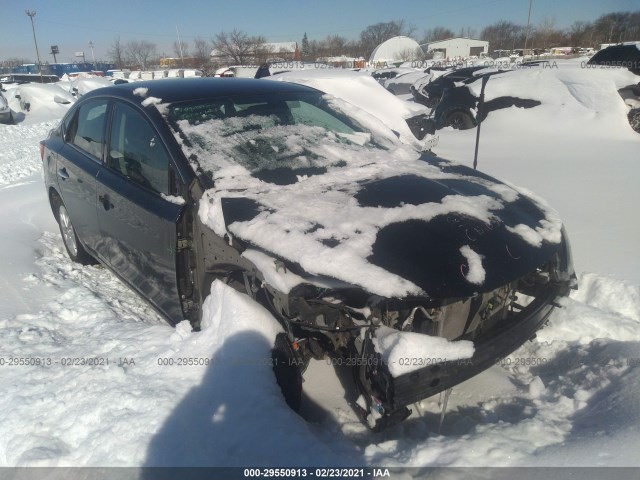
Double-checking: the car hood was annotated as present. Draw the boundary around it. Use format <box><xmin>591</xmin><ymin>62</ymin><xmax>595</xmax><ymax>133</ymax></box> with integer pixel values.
<box><xmin>199</xmin><ymin>154</ymin><xmax>563</xmax><ymax>299</ymax></box>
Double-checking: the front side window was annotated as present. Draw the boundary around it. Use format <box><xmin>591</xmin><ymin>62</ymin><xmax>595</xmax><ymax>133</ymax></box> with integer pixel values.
<box><xmin>107</xmin><ymin>102</ymin><xmax>169</xmax><ymax>194</ymax></box>
<box><xmin>68</xmin><ymin>99</ymin><xmax>108</xmax><ymax>158</ymax></box>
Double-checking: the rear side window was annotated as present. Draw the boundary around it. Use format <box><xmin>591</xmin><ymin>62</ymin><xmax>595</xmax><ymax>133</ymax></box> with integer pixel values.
<box><xmin>68</xmin><ymin>100</ymin><xmax>108</xmax><ymax>158</ymax></box>
<box><xmin>107</xmin><ymin>102</ymin><xmax>169</xmax><ymax>194</ymax></box>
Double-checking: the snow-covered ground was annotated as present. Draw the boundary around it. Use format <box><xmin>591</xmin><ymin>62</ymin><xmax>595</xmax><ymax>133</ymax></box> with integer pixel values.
<box><xmin>1</xmin><ymin>62</ymin><xmax>639</xmax><ymax>471</ymax></box>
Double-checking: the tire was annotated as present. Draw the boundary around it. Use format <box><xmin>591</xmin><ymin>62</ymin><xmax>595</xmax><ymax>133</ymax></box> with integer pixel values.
<box><xmin>446</xmin><ymin>110</ymin><xmax>475</xmax><ymax>130</ymax></box>
<box><xmin>53</xmin><ymin>198</ymin><xmax>94</xmax><ymax>265</ymax></box>
<box><xmin>271</xmin><ymin>333</ymin><xmax>303</xmax><ymax>412</ymax></box>
<box><xmin>629</xmin><ymin>108</ymin><xmax>640</xmax><ymax>134</ymax></box>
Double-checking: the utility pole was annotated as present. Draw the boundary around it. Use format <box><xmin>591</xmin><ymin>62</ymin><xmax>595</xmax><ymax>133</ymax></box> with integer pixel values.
<box><xmin>25</xmin><ymin>10</ymin><xmax>43</xmax><ymax>81</ymax></box>
<box><xmin>523</xmin><ymin>0</ymin><xmax>533</xmax><ymax>58</ymax></box>
<box><xmin>89</xmin><ymin>41</ymin><xmax>97</xmax><ymax>71</ymax></box>
<box><xmin>176</xmin><ymin>25</ymin><xmax>185</xmax><ymax>67</ymax></box>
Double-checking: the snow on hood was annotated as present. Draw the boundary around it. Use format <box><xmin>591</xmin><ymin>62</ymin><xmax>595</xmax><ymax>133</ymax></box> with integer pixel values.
<box><xmin>197</xmin><ymin>150</ymin><xmax>562</xmax><ymax>298</ymax></box>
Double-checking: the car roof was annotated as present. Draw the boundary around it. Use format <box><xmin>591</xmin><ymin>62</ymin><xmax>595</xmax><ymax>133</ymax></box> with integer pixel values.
<box><xmin>81</xmin><ymin>77</ymin><xmax>321</xmax><ymax>104</ymax></box>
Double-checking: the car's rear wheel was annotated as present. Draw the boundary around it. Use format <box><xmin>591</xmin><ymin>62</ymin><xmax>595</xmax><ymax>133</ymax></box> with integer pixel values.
<box><xmin>446</xmin><ymin>110</ymin><xmax>475</xmax><ymax>130</ymax></box>
<box><xmin>54</xmin><ymin>199</ymin><xmax>94</xmax><ymax>265</ymax></box>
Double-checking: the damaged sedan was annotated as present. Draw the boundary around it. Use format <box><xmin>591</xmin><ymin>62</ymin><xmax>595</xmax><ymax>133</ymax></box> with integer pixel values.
<box><xmin>41</xmin><ymin>78</ymin><xmax>576</xmax><ymax>429</ymax></box>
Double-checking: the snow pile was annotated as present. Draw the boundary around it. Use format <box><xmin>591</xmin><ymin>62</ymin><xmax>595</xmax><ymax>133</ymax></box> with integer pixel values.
<box><xmin>0</xmin><ymin>121</ymin><xmax>55</xmax><ymax>186</ymax></box>
<box><xmin>373</xmin><ymin>325</ymin><xmax>475</xmax><ymax>376</ymax></box>
<box><xmin>465</xmin><ymin>65</ymin><xmax>640</xmax><ymax>138</ymax></box>
<box><xmin>0</xmin><ymin>242</ymin><xmax>346</xmax><ymax>466</ymax></box>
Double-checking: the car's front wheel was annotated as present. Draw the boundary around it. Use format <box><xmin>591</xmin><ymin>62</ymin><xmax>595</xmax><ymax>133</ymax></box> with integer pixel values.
<box><xmin>55</xmin><ymin>200</ymin><xmax>94</xmax><ymax>265</ymax></box>
<box><xmin>628</xmin><ymin>108</ymin><xmax>640</xmax><ymax>133</ymax></box>
<box><xmin>271</xmin><ymin>333</ymin><xmax>303</xmax><ymax>412</ymax></box>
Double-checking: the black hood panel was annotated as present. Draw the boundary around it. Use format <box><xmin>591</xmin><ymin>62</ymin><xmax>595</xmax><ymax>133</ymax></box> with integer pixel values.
<box><xmin>215</xmin><ymin>156</ymin><xmax>564</xmax><ymax>299</ymax></box>
<box><xmin>369</xmin><ymin>216</ymin><xmax>559</xmax><ymax>299</ymax></box>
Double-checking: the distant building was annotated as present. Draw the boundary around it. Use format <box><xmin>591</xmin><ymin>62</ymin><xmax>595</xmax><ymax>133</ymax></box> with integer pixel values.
<box><xmin>369</xmin><ymin>36</ymin><xmax>423</xmax><ymax>66</ymax></box>
<box><xmin>263</xmin><ymin>42</ymin><xmax>300</xmax><ymax>61</ymax></box>
<box><xmin>159</xmin><ymin>57</ymin><xmax>202</xmax><ymax>68</ymax></box>
<box><xmin>421</xmin><ymin>37</ymin><xmax>489</xmax><ymax>59</ymax></box>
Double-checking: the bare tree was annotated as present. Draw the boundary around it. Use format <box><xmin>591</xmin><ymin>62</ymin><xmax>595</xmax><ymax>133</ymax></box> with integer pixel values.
<box><xmin>421</xmin><ymin>26</ymin><xmax>455</xmax><ymax>44</ymax></box>
<box><xmin>173</xmin><ymin>39</ymin><xmax>189</xmax><ymax>60</ymax></box>
<box><xmin>360</xmin><ymin>20</ymin><xmax>416</xmax><ymax>58</ymax></box>
<box><xmin>569</xmin><ymin>21</ymin><xmax>592</xmax><ymax>47</ymax></box>
<box><xmin>211</xmin><ymin>29</ymin><xmax>267</xmax><ymax>65</ymax></box>
<box><xmin>126</xmin><ymin>40</ymin><xmax>157</xmax><ymax>70</ymax></box>
<box><xmin>592</xmin><ymin>11</ymin><xmax>640</xmax><ymax>45</ymax></box>
<box><xmin>481</xmin><ymin>20</ymin><xmax>526</xmax><ymax>52</ymax></box>
<box><xmin>108</xmin><ymin>36</ymin><xmax>126</xmax><ymax>69</ymax></box>
<box><xmin>193</xmin><ymin>37</ymin><xmax>211</xmax><ymax>69</ymax></box>
<box><xmin>458</xmin><ymin>26</ymin><xmax>477</xmax><ymax>38</ymax></box>
<box><xmin>537</xmin><ymin>16</ymin><xmax>563</xmax><ymax>49</ymax></box>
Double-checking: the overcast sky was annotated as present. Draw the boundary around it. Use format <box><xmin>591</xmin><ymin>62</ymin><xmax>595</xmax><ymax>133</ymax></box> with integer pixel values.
<box><xmin>1</xmin><ymin>0</ymin><xmax>636</xmax><ymax>63</ymax></box>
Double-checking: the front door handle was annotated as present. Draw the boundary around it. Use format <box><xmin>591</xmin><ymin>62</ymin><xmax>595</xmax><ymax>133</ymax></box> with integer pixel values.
<box><xmin>57</xmin><ymin>168</ymin><xmax>69</xmax><ymax>180</ymax></box>
<box><xmin>98</xmin><ymin>194</ymin><xmax>113</xmax><ymax>211</ymax></box>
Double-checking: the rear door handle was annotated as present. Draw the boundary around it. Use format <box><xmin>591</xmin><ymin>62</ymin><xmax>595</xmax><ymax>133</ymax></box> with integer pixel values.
<box><xmin>57</xmin><ymin>168</ymin><xmax>69</xmax><ymax>180</ymax></box>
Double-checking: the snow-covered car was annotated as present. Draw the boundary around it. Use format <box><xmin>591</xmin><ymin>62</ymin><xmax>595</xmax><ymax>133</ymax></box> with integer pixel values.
<box><xmin>382</xmin><ymin>69</ymin><xmax>432</xmax><ymax>96</ymax></box>
<box><xmin>41</xmin><ymin>78</ymin><xmax>576</xmax><ymax>429</ymax></box>
<box><xmin>411</xmin><ymin>66</ymin><xmax>501</xmax><ymax>108</ymax></box>
<box><xmin>587</xmin><ymin>44</ymin><xmax>640</xmax><ymax>75</ymax></box>
<box><xmin>0</xmin><ymin>89</ymin><xmax>13</xmax><ymax>124</ymax></box>
<box><xmin>11</xmin><ymin>83</ymin><xmax>75</xmax><ymax>115</ymax></box>
<box><xmin>70</xmin><ymin>76</ymin><xmax>114</xmax><ymax>97</ymax></box>
<box><xmin>370</xmin><ymin>67</ymin><xmax>423</xmax><ymax>94</ymax></box>
<box><xmin>266</xmin><ymin>69</ymin><xmax>438</xmax><ymax>149</ymax></box>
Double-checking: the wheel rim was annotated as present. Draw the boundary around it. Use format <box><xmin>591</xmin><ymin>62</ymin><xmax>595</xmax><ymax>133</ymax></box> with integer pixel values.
<box><xmin>449</xmin><ymin>113</ymin><xmax>466</xmax><ymax>129</ymax></box>
<box><xmin>59</xmin><ymin>206</ymin><xmax>78</xmax><ymax>257</ymax></box>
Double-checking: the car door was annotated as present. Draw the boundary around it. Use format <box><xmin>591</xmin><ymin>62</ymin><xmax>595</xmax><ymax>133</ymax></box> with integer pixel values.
<box><xmin>56</xmin><ymin>98</ymin><xmax>108</xmax><ymax>253</ymax></box>
<box><xmin>96</xmin><ymin>100</ymin><xmax>185</xmax><ymax>322</ymax></box>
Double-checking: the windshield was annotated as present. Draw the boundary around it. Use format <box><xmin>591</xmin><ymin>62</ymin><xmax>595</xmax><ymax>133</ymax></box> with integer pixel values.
<box><xmin>166</xmin><ymin>91</ymin><xmax>391</xmax><ymax>179</ymax></box>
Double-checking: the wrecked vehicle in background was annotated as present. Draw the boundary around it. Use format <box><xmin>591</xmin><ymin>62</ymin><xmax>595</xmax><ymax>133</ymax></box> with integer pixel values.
<box><xmin>411</xmin><ymin>66</ymin><xmax>498</xmax><ymax>108</ymax></box>
<box><xmin>41</xmin><ymin>78</ymin><xmax>576</xmax><ymax>429</ymax></box>
<box><xmin>432</xmin><ymin>71</ymin><xmax>542</xmax><ymax>130</ymax></box>
<box><xmin>266</xmin><ymin>69</ymin><xmax>438</xmax><ymax>148</ymax></box>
